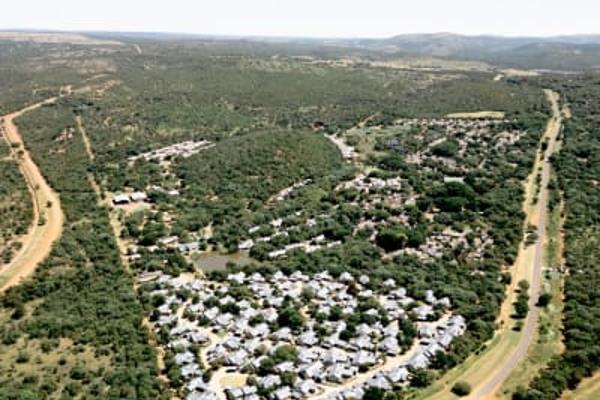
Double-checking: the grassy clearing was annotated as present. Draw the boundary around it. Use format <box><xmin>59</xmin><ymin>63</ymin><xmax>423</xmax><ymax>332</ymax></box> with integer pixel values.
<box><xmin>445</xmin><ymin>111</ymin><xmax>506</xmax><ymax>119</ymax></box>
<box><xmin>561</xmin><ymin>373</ymin><xmax>600</xmax><ymax>400</ymax></box>
<box><xmin>413</xmin><ymin>331</ymin><xmax>521</xmax><ymax>400</ymax></box>
<box><xmin>0</xmin><ymin>32</ymin><xmax>123</xmax><ymax>46</ymax></box>
<box><xmin>343</xmin><ymin>125</ymin><xmax>406</xmax><ymax>162</ymax></box>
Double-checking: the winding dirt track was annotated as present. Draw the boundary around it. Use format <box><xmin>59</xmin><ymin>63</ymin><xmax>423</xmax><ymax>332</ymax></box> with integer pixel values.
<box><xmin>0</xmin><ymin>98</ymin><xmax>64</xmax><ymax>292</ymax></box>
<box><xmin>470</xmin><ymin>90</ymin><xmax>563</xmax><ymax>399</ymax></box>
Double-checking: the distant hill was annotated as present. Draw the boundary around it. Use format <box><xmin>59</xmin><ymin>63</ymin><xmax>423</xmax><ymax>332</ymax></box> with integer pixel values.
<box><xmin>343</xmin><ymin>33</ymin><xmax>600</xmax><ymax>71</ymax></box>
<box><xmin>3</xmin><ymin>30</ymin><xmax>600</xmax><ymax>71</ymax></box>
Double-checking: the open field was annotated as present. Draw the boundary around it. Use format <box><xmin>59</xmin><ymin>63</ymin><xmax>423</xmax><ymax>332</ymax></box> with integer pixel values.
<box><xmin>0</xmin><ymin>31</ymin><xmax>122</xmax><ymax>45</ymax></box>
<box><xmin>500</xmin><ymin>69</ymin><xmax>540</xmax><ymax>78</ymax></box>
<box><xmin>445</xmin><ymin>111</ymin><xmax>505</xmax><ymax>119</ymax></box>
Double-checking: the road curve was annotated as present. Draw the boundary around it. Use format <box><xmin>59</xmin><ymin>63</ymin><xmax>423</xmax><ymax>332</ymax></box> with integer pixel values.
<box><xmin>470</xmin><ymin>90</ymin><xmax>563</xmax><ymax>399</ymax></box>
<box><xmin>0</xmin><ymin>97</ymin><xmax>64</xmax><ymax>292</ymax></box>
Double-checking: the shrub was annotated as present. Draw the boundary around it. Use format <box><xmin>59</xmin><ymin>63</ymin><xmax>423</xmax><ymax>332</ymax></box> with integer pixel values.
<box><xmin>431</xmin><ymin>139</ymin><xmax>460</xmax><ymax>157</ymax></box>
<box><xmin>537</xmin><ymin>292</ymin><xmax>552</xmax><ymax>307</ymax></box>
<box><xmin>452</xmin><ymin>381</ymin><xmax>472</xmax><ymax>396</ymax></box>
<box><xmin>16</xmin><ymin>350</ymin><xmax>30</xmax><ymax>363</ymax></box>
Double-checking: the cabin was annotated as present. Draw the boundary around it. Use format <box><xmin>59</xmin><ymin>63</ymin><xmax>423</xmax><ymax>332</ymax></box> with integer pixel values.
<box><xmin>130</xmin><ymin>191</ymin><xmax>148</xmax><ymax>202</ymax></box>
<box><xmin>112</xmin><ymin>193</ymin><xmax>130</xmax><ymax>205</ymax></box>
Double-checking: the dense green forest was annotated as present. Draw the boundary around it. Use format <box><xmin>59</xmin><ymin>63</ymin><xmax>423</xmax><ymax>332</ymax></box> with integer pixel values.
<box><xmin>177</xmin><ymin>130</ymin><xmax>342</xmax><ymax>201</ymax></box>
<box><xmin>515</xmin><ymin>75</ymin><xmax>600</xmax><ymax>400</ymax></box>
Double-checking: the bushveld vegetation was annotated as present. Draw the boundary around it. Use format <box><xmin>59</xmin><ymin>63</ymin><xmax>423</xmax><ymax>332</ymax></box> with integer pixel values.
<box><xmin>515</xmin><ymin>74</ymin><xmax>600</xmax><ymax>400</ymax></box>
<box><xmin>0</xmin><ymin>36</ymin><xmax>573</xmax><ymax>399</ymax></box>
<box><xmin>0</xmin><ymin>101</ymin><xmax>168</xmax><ymax>399</ymax></box>
<box><xmin>0</xmin><ymin>141</ymin><xmax>33</xmax><ymax>265</ymax></box>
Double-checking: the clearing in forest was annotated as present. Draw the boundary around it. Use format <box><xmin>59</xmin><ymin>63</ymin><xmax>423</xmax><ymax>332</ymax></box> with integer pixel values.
<box><xmin>445</xmin><ymin>111</ymin><xmax>506</xmax><ymax>119</ymax></box>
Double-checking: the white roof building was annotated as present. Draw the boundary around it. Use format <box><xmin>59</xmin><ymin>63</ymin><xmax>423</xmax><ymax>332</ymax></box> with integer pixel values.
<box><xmin>112</xmin><ymin>193</ymin><xmax>131</xmax><ymax>204</ymax></box>
<box><xmin>367</xmin><ymin>374</ymin><xmax>392</xmax><ymax>390</ymax></box>
<box><xmin>130</xmin><ymin>191</ymin><xmax>148</xmax><ymax>202</ymax></box>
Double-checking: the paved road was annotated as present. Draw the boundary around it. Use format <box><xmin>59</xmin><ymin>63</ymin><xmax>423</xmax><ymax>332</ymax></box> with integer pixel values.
<box><xmin>0</xmin><ymin>97</ymin><xmax>65</xmax><ymax>292</ymax></box>
<box><xmin>470</xmin><ymin>90</ymin><xmax>563</xmax><ymax>399</ymax></box>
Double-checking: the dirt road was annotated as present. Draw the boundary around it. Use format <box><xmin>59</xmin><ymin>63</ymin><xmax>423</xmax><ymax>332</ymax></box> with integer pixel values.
<box><xmin>0</xmin><ymin>98</ymin><xmax>64</xmax><ymax>292</ymax></box>
<box><xmin>470</xmin><ymin>90</ymin><xmax>563</xmax><ymax>399</ymax></box>
<box><xmin>76</xmin><ymin>115</ymin><xmax>95</xmax><ymax>160</ymax></box>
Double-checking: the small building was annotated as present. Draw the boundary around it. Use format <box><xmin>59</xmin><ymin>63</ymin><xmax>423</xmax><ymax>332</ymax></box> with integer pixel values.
<box><xmin>386</xmin><ymin>366</ymin><xmax>409</xmax><ymax>385</ymax></box>
<box><xmin>130</xmin><ymin>191</ymin><xmax>148</xmax><ymax>202</ymax></box>
<box><xmin>238</xmin><ymin>239</ymin><xmax>255</xmax><ymax>251</ymax></box>
<box><xmin>415</xmin><ymin>304</ymin><xmax>434</xmax><ymax>321</ymax></box>
<box><xmin>444</xmin><ymin>176</ymin><xmax>465</xmax><ymax>184</ymax></box>
<box><xmin>257</xmin><ymin>375</ymin><xmax>281</xmax><ymax>389</ymax></box>
<box><xmin>352</xmin><ymin>350</ymin><xmax>377</xmax><ymax>366</ymax></box>
<box><xmin>367</xmin><ymin>374</ymin><xmax>392</xmax><ymax>391</ymax></box>
<box><xmin>271</xmin><ymin>386</ymin><xmax>292</xmax><ymax>400</ymax></box>
<box><xmin>158</xmin><ymin>236</ymin><xmax>179</xmax><ymax>246</ymax></box>
<box><xmin>112</xmin><ymin>194</ymin><xmax>131</xmax><ymax>205</ymax></box>
<box><xmin>408</xmin><ymin>352</ymin><xmax>430</xmax><ymax>370</ymax></box>
<box><xmin>341</xmin><ymin>386</ymin><xmax>364</xmax><ymax>400</ymax></box>
<box><xmin>178</xmin><ymin>242</ymin><xmax>200</xmax><ymax>253</ymax></box>
<box><xmin>300</xmin><ymin>361</ymin><xmax>324</xmax><ymax>380</ymax></box>
<box><xmin>418</xmin><ymin>325</ymin><xmax>436</xmax><ymax>339</ymax></box>
<box><xmin>327</xmin><ymin>364</ymin><xmax>357</xmax><ymax>383</ymax></box>
<box><xmin>294</xmin><ymin>379</ymin><xmax>319</xmax><ymax>396</ymax></box>
<box><xmin>379</xmin><ymin>336</ymin><xmax>400</xmax><ymax>356</ymax></box>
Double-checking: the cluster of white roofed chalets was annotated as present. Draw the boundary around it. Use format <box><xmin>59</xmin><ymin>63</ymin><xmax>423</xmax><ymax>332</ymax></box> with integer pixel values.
<box><xmin>142</xmin><ymin>270</ymin><xmax>466</xmax><ymax>400</ymax></box>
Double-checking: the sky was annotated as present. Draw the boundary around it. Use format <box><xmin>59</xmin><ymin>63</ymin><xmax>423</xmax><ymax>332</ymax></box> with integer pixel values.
<box><xmin>1</xmin><ymin>0</ymin><xmax>599</xmax><ymax>38</ymax></box>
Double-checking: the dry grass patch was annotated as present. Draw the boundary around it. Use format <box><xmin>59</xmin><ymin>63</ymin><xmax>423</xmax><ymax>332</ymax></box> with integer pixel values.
<box><xmin>446</xmin><ymin>111</ymin><xmax>506</xmax><ymax>119</ymax></box>
<box><xmin>562</xmin><ymin>373</ymin><xmax>600</xmax><ymax>400</ymax></box>
<box><xmin>0</xmin><ymin>32</ymin><xmax>122</xmax><ymax>46</ymax></box>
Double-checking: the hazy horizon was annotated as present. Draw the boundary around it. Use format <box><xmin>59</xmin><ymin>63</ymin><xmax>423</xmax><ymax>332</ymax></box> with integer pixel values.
<box><xmin>3</xmin><ymin>29</ymin><xmax>600</xmax><ymax>41</ymax></box>
<box><xmin>1</xmin><ymin>0</ymin><xmax>599</xmax><ymax>39</ymax></box>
